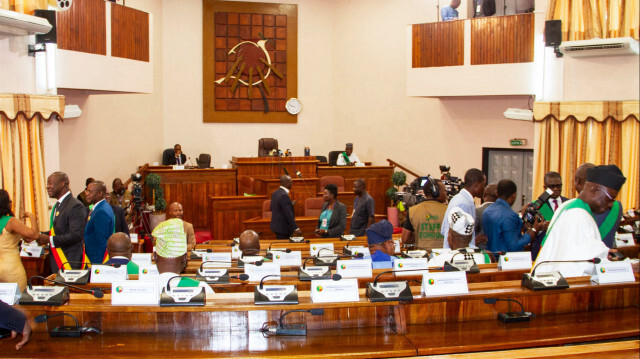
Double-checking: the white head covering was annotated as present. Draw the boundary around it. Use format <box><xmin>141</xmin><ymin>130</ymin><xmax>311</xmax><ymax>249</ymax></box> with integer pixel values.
<box><xmin>448</xmin><ymin>207</ymin><xmax>474</xmax><ymax>236</ymax></box>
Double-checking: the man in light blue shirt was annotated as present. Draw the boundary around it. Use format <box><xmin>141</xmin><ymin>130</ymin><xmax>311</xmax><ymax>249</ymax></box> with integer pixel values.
<box><xmin>441</xmin><ymin>168</ymin><xmax>487</xmax><ymax>249</ymax></box>
<box><xmin>441</xmin><ymin>0</ymin><xmax>461</xmax><ymax>21</ymax></box>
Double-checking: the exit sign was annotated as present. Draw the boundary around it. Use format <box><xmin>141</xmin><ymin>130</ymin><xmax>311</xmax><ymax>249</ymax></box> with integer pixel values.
<box><xmin>510</xmin><ymin>139</ymin><xmax>527</xmax><ymax>146</ymax></box>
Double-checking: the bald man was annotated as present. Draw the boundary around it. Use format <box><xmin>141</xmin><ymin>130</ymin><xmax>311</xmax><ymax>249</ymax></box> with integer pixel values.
<box><xmin>239</xmin><ymin>230</ymin><xmax>260</xmax><ymax>255</ymax></box>
<box><xmin>575</xmin><ymin>163</ymin><xmax>623</xmax><ymax>248</ymax></box>
<box><xmin>167</xmin><ymin>202</ymin><xmax>196</xmax><ymax>250</ymax></box>
<box><xmin>84</xmin><ymin>181</ymin><xmax>115</xmax><ymax>263</ymax></box>
<box><xmin>104</xmin><ymin>232</ymin><xmax>139</xmax><ymax>275</ymax></box>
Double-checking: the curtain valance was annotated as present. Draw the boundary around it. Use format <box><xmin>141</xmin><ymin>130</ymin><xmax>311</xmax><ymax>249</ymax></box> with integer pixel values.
<box><xmin>533</xmin><ymin>101</ymin><xmax>639</xmax><ymax>123</ymax></box>
<box><xmin>0</xmin><ymin>93</ymin><xmax>65</xmax><ymax>121</ymax></box>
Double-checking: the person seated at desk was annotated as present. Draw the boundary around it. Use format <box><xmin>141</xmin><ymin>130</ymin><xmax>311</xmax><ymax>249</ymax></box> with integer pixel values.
<box><xmin>167</xmin><ymin>202</ymin><xmax>196</xmax><ymax>250</ymax></box>
<box><xmin>239</xmin><ymin>229</ymin><xmax>260</xmax><ymax>255</ymax></box>
<box><xmin>104</xmin><ymin>232</ymin><xmax>138</xmax><ymax>275</ymax></box>
<box><xmin>153</xmin><ymin>221</ymin><xmax>213</xmax><ymax>294</ymax></box>
<box><xmin>336</xmin><ymin>143</ymin><xmax>360</xmax><ymax>166</ymax></box>
<box><xmin>169</xmin><ymin>144</ymin><xmax>187</xmax><ymax>166</ymax></box>
<box><xmin>430</xmin><ymin>207</ymin><xmax>490</xmax><ymax>267</ymax></box>
<box><xmin>367</xmin><ymin>220</ymin><xmax>396</xmax><ymax>269</ymax></box>
<box><xmin>315</xmin><ymin>184</ymin><xmax>347</xmax><ymax>238</ymax></box>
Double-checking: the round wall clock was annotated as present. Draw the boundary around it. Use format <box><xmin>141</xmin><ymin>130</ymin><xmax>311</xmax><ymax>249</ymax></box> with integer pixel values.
<box><xmin>286</xmin><ymin>98</ymin><xmax>302</xmax><ymax>115</ymax></box>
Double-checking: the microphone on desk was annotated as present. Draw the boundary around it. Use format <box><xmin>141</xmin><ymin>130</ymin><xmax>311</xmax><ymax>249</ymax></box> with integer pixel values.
<box><xmin>267</xmin><ymin>242</ymin><xmax>293</xmax><ymax>251</ymax></box>
<box><xmin>162</xmin><ymin>275</ymin><xmax>211</xmax><ymax>307</ymax></box>
<box><xmin>483</xmin><ymin>297</ymin><xmax>535</xmax><ymax>323</ymax></box>
<box><xmin>263</xmin><ymin>308</ymin><xmax>325</xmax><ymax>336</ymax></box>
<box><xmin>19</xmin><ymin>275</ymin><xmax>102</xmax><ymax>306</ymax></box>
<box><xmin>445</xmin><ymin>250</ymin><xmax>484</xmax><ymax>273</ymax></box>
<box><xmin>55</xmin><ymin>261</ymin><xmax>98</xmax><ymax>285</ymax></box>
<box><xmin>34</xmin><ymin>313</ymin><xmax>83</xmax><ymax>337</ymax></box>
<box><xmin>259</xmin><ymin>273</ymin><xmax>341</xmax><ymax>289</ymax></box>
<box><xmin>366</xmin><ymin>268</ymin><xmax>430</xmax><ymax>302</ymax></box>
<box><xmin>318</xmin><ymin>247</ymin><xmax>364</xmax><ymax>258</ymax></box>
<box><xmin>29</xmin><ymin>276</ymin><xmax>104</xmax><ymax>298</ymax></box>
<box><xmin>312</xmin><ymin>248</ymin><xmax>364</xmax><ymax>267</ymax></box>
<box><xmin>195</xmin><ymin>262</ymin><xmax>251</xmax><ymax>284</ymax></box>
<box><xmin>254</xmin><ymin>273</ymin><xmax>341</xmax><ymax>305</ymax></box>
<box><xmin>521</xmin><ymin>258</ymin><xmax>601</xmax><ymax>291</ymax></box>
<box><xmin>289</xmin><ymin>237</ymin><xmax>309</xmax><ymax>243</ymax></box>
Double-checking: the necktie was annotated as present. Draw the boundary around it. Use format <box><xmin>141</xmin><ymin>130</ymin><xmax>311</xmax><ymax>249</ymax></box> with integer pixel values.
<box><xmin>553</xmin><ymin>199</ymin><xmax>558</xmax><ymax>211</ymax></box>
<box><xmin>177</xmin><ymin>156</ymin><xmax>181</xmax><ymax>165</ymax></box>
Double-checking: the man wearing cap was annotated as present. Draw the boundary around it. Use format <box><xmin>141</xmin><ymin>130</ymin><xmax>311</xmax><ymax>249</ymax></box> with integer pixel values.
<box><xmin>152</xmin><ymin>218</ymin><xmax>213</xmax><ymax>294</ymax></box>
<box><xmin>430</xmin><ymin>207</ymin><xmax>490</xmax><ymax>267</ymax></box>
<box><xmin>574</xmin><ymin>163</ymin><xmax>623</xmax><ymax>249</ymax></box>
<box><xmin>366</xmin><ymin>220</ymin><xmax>396</xmax><ymax>269</ymax></box>
<box><xmin>534</xmin><ymin>165</ymin><xmax>626</xmax><ymax>278</ymax></box>
<box><xmin>336</xmin><ymin>143</ymin><xmax>360</xmax><ymax>166</ymax></box>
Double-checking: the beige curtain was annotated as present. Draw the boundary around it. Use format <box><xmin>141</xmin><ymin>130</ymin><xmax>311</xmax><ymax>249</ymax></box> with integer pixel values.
<box><xmin>547</xmin><ymin>0</ymin><xmax>640</xmax><ymax>40</ymax></box>
<box><xmin>0</xmin><ymin>94</ymin><xmax>65</xmax><ymax>231</ymax></box>
<box><xmin>533</xmin><ymin>101</ymin><xmax>640</xmax><ymax>211</ymax></box>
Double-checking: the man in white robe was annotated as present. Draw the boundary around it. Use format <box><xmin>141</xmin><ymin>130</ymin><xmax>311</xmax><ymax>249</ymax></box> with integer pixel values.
<box><xmin>534</xmin><ymin>165</ymin><xmax>626</xmax><ymax>278</ymax></box>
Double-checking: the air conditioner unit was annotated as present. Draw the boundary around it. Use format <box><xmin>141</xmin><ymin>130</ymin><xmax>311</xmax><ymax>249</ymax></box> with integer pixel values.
<box><xmin>559</xmin><ymin>37</ymin><xmax>639</xmax><ymax>57</ymax></box>
<box><xmin>0</xmin><ymin>8</ymin><xmax>52</xmax><ymax>36</ymax></box>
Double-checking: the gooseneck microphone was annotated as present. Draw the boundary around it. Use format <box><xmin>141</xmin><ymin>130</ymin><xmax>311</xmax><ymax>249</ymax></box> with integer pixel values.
<box><xmin>317</xmin><ymin>248</ymin><xmax>364</xmax><ymax>258</ymax></box>
<box><xmin>259</xmin><ymin>273</ymin><xmax>341</xmax><ymax>289</ymax></box>
<box><xmin>483</xmin><ymin>297</ymin><xmax>535</xmax><ymax>323</ymax></box>
<box><xmin>372</xmin><ymin>268</ymin><xmax>430</xmax><ymax>286</ymax></box>
<box><xmin>267</xmin><ymin>243</ymin><xmax>293</xmax><ymax>252</ymax></box>
<box><xmin>29</xmin><ymin>276</ymin><xmax>104</xmax><ymax>298</ymax></box>
<box><xmin>530</xmin><ymin>258</ymin><xmax>601</xmax><ymax>277</ymax></box>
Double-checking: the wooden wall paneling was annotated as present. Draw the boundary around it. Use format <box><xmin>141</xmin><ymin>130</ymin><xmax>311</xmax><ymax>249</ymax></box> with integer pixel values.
<box><xmin>232</xmin><ymin>156</ymin><xmax>318</xmax><ymax>190</ymax></box>
<box><xmin>471</xmin><ymin>13</ymin><xmax>534</xmax><ymax>65</ymax></box>
<box><xmin>208</xmin><ymin>195</ymin><xmax>267</xmax><ymax>241</ymax></box>
<box><xmin>255</xmin><ymin>178</ymin><xmax>319</xmax><ymax>217</ymax></box>
<box><xmin>111</xmin><ymin>4</ymin><xmax>150</xmax><ymax>62</ymax></box>
<box><xmin>412</xmin><ymin>21</ymin><xmax>464</xmax><ymax>68</ymax></box>
<box><xmin>56</xmin><ymin>0</ymin><xmax>106</xmax><ymax>55</ymax></box>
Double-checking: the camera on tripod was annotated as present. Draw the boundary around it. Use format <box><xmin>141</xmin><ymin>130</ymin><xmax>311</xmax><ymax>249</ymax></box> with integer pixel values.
<box><xmin>522</xmin><ymin>188</ymin><xmax>554</xmax><ymax>225</ymax></box>
<box><xmin>439</xmin><ymin>165</ymin><xmax>463</xmax><ymax>200</ymax></box>
<box><xmin>130</xmin><ymin>173</ymin><xmax>143</xmax><ymax>211</ymax></box>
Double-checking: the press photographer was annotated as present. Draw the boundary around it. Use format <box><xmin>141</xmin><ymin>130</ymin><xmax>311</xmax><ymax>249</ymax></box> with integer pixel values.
<box><xmin>401</xmin><ymin>176</ymin><xmax>448</xmax><ymax>250</ymax></box>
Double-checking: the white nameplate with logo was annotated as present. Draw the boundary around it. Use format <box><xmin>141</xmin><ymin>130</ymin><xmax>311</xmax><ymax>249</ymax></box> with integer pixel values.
<box><xmin>421</xmin><ymin>271</ymin><xmax>469</xmax><ymax>296</ymax></box>
<box><xmin>20</xmin><ymin>245</ymin><xmax>43</xmax><ymax>257</ymax></box>
<box><xmin>592</xmin><ymin>260</ymin><xmax>635</xmax><ymax>284</ymax></box>
<box><xmin>202</xmin><ymin>252</ymin><xmax>232</xmax><ymax>267</ymax></box>
<box><xmin>393</xmin><ymin>239</ymin><xmax>401</xmax><ymax>254</ymax></box>
<box><xmin>111</xmin><ymin>281</ymin><xmax>158</xmax><ymax>306</ymax></box>
<box><xmin>244</xmin><ymin>262</ymin><xmax>280</xmax><ymax>282</ymax></box>
<box><xmin>131</xmin><ymin>253</ymin><xmax>152</xmax><ymax>265</ymax></box>
<box><xmin>138</xmin><ymin>265</ymin><xmax>159</xmax><ymax>281</ymax></box>
<box><xmin>172</xmin><ymin>165</ymin><xmax>185</xmax><ymax>170</ymax></box>
<box><xmin>0</xmin><ymin>283</ymin><xmax>19</xmax><ymax>305</ymax></box>
<box><xmin>310</xmin><ymin>243</ymin><xmax>334</xmax><ymax>257</ymax></box>
<box><xmin>345</xmin><ymin>246</ymin><xmax>371</xmax><ymax>258</ymax></box>
<box><xmin>615</xmin><ymin>233</ymin><xmax>634</xmax><ymax>247</ymax></box>
<box><xmin>90</xmin><ymin>265</ymin><xmax>127</xmax><ymax>284</ymax></box>
<box><xmin>498</xmin><ymin>252</ymin><xmax>532</xmax><ymax>270</ymax></box>
<box><xmin>272</xmin><ymin>251</ymin><xmax>302</xmax><ymax>267</ymax></box>
<box><xmin>130</xmin><ymin>233</ymin><xmax>139</xmax><ymax>243</ymax></box>
<box><xmin>231</xmin><ymin>244</ymin><xmax>241</xmax><ymax>259</ymax></box>
<box><xmin>336</xmin><ymin>259</ymin><xmax>372</xmax><ymax>278</ymax></box>
<box><xmin>310</xmin><ymin>278</ymin><xmax>359</xmax><ymax>303</ymax></box>
<box><xmin>430</xmin><ymin>248</ymin><xmax>447</xmax><ymax>259</ymax></box>
<box><xmin>392</xmin><ymin>258</ymin><xmax>429</xmax><ymax>277</ymax></box>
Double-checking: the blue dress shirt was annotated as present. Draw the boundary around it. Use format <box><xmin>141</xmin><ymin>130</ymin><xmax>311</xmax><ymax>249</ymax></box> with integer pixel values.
<box><xmin>441</xmin><ymin>6</ymin><xmax>459</xmax><ymax>21</ymax></box>
<box><xmin>482</xmin><ymin>198</ymin><xmax>531</xmax><ymax>253</ymax></box>
<box><xmin>370</xmin><ymin>250</ymin><xmax>393</xmax><ymax>269</ymax></box>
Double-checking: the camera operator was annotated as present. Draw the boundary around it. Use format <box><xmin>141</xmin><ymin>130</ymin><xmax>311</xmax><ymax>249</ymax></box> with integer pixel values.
<box><xmin>530</xmin><ymin>171</ymin><xmax>569</xmax><ymax>260</ymax></box>
<box><xmin>401</xmin><ymin>177</ymin><xmax>447</xmax><ymax>250</ymax></box>
<box><xmin>109</xmin><ymin>178</ymin><xmax>132</xmax><ymax>224</ymax></box>
<box><xmin>483</xmin><ymin>179</ymin><xmax>544</xmax><ymax>253</ymax></box>
<box><xmin>441</xmin><ymin>168</ymin><xmax>487</xmax><ymax>249</ymax></box>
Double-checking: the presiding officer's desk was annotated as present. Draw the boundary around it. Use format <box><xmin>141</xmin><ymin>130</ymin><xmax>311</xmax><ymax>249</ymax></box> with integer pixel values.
<box><xmin>9</xmin><ymin>275</ymin><xmax>639</xmax><ymax>357</ymax></box>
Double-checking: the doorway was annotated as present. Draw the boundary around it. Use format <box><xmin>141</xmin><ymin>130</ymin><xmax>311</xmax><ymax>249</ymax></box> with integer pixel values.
<box><xmin>482</xmin><ymin>148</ymin><xmax>534</xmax><ymax>212</ymax></box>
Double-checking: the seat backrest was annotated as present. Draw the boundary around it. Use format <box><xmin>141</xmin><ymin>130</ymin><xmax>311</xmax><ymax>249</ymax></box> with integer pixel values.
<box><xmin>304</xmin><ymin>197</ymin><xmax>324</xmax><ymax>217</ymax></box>
<box><xmin>262</xmin><ymin>200</ymin><xmax>272</xmax><ymax>219</ymax></box>
<box><xmin>258</xmin><ymin>138</ymin><xmax>279</xmax><ymax>157</ymax></box>
<box><xmin>197</xmin><ymin>153</ymin><xmax>211</xmax><ymax>168</ymax></box>
<box><xmin>162</xmin><ymin>148</ymin><xmax>174</xmax><ymax>165</ymax></box>
<box><xmin>239</xmin><ymin>176</ymin><xmax>255</xmax><ymax>195</ymax></box>
<box><xmin>328</xmin><ymin>151</ymin><xmax>342</xmax><ymax>166</ymax></box>
<box><xmin>315</xmin><ymin>155</ymin><xmax>328</xmax><ymax>163</ymax></box>
<box><xmin>319</xmin><ymin>175</ymin><xmax>345</xmax><ymax>192</ymax></box>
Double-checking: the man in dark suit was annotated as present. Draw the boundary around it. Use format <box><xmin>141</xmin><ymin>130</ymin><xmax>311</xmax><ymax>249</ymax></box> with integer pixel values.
<box><xmin>0</xmin><ymin>301</ymin><xmax>30</xmax><ymax>350</ymax></box>
<box><xmin>84</xmin><ymin>181</ymin><xmax>115</xmax><ymax>264</ymax></box>
<box><xmin>531</xmin><ymin>171</ymin><xmax>570</xmax><ymax>260</ymax></box>
<box><xmin>36</xmin><ymin>172</ymin><xmax>87</xmax><ymax>272</ymax></box>
<box><xmin>168</xmin><ymin>144</ymin><xmax>187</xmax><ymax>165</ymax></box>
<box><xmin>106</xmin><ymin>191</ymin><xmax>130</xmax><ymax>236</ymax></box>
<box><xmin>270</xmin><ymin>175</ymin><xmax>302</xmax><ymax>239</ymax></box>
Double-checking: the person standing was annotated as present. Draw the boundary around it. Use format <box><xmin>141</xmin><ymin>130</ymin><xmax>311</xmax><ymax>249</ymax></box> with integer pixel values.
<box><xmin>36</xmin><ymin>172</ymin><xmax>87</xmax><ymax>272</ymax></box>
<box><xmin>531</xmin><ymin>171</ymin><xmax>570</xmax><ymax>259</ymax></box>
<box><xmin>401</xmin><ymin>178</ymin><xmax>448</xmax><ymax>250</ymax></box>
<box><xmin>0</xmin><ymin>190</ymin><xmax>40</xmax><ymax>291</ymax></box>
<box><xmin>441</xmin><ymin>0</ymin><xmax>461</xmax><ymax>21</ymax></box>
<box><xmin>314</xmin><ymin>184</ymin><xmax>347</xmax><ymax>238</ymax></box>
<box><xmin>109</xmin><ymin>178</ymin><xmax>132</xmax><ymax>223</ymax></box>
<box><xmin>349</xmin><ymin>179</ymin><xmax>376</xmax><ymax>236</ymax></box>
<box><xmin>76</xmin><ymin>177</ymin><xmax>94</xmax><ymax>208</ymax></box>
<box><xmin>270</xmin><ymin>175</ymin><xmax>302</xmax><ymax>239</ymax></box>
<box><xmin>84</xmin><ymin>181</ymin><xmax>115</xmax><ymax>264</ymax></box>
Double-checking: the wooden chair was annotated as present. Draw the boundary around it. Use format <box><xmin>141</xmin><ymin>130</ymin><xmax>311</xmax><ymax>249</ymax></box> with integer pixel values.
<box><xmin>319</xmin><ymin>175</ymin><xmax>345</xmax><ymax>192</ymax></box>
<box><xmin>238</xmin><ymin>176</ymin><xmax>255</xmax><ymax>195</ymax></box>
<box><xmin>262</xmin><ymin>200</ymin><xmax>272</xmax><ymax>219</ymax></box>
<box><xmin>304</xmin><ymin>197</ymin><xmax>324</xmax><ymax>217</ymax></box>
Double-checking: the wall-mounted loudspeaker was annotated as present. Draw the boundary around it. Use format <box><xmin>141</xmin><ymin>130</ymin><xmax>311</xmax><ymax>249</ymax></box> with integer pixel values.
<box><xmin>544</xmin><ymin>20</ymin><xmax>562</xmax><ymax>47</ymax></box>
<box><xmin>33</xmin><ymin>10</ymin><xmax>57</xmax><ymax>44</ymax></box>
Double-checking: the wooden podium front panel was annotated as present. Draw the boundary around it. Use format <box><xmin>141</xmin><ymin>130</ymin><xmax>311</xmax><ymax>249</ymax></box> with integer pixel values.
<box><xmin>317</xmin><ymin>166</ymin><xmax>393</xmax><ymax>214</ymax></box>
<box><xmin>232</xmin><ymin>156</ymin><xmax>318</xmax><ymax>189</ymax></box>
<box><xmin>140</xmin><ymin>167</ymin><xmax>237</xmax><ymax>229</ymax></box>
<box><xmin>255</xmin><ymin>178</ymin><xmax>319</xmax><ymax>217</ymax></box>
<box><xmin>209</xmin><ymin>196</ymin><xmax>268</xmax><ymax>241</ymax></box>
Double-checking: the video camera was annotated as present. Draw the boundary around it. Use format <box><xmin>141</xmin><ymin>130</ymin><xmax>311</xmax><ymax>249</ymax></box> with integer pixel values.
<box><xmin>439</xmin><ymin>165</ymin><xmax>463</xmax><ymax>200</ymax></box>
<box><xmin>522</xmin><ymin>188</ymin><xmax>554</xmax><ymax>225</ymax></box>
<box><xmin>130</xmin><ymin>173</ymin><xmax>143</xmax><ymax>211</ymax></box>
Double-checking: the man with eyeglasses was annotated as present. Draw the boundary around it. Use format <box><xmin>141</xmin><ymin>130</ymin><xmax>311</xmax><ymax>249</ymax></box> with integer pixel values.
<box><xmin>533</xmin><ymin>165</ymin><xmax>626</xmax><ymax>278</ymax></box>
